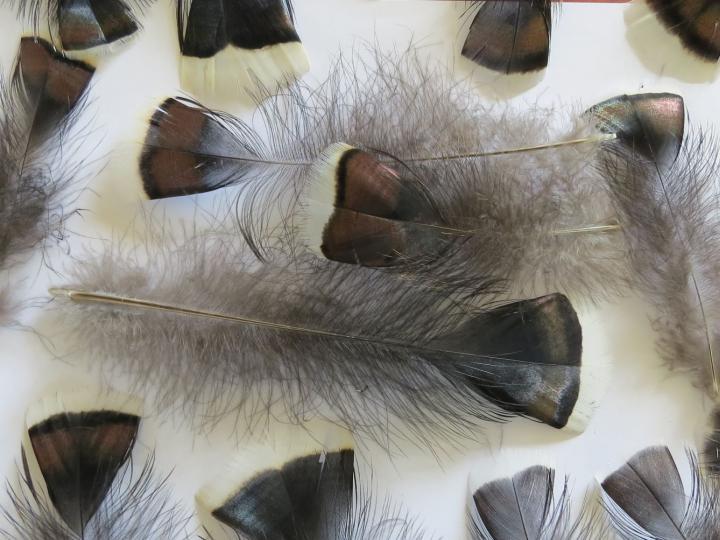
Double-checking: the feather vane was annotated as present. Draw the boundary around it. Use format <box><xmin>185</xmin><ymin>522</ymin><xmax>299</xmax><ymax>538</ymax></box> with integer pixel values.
<box><xmin>49</xmin><ymin>218</ymin><xmax>591</xmax><ymax>451</ymax></box>
<box><xmin>0</xmin><ymin>37</ymin><xmax>93</xmax><ymax>321</ymax></box>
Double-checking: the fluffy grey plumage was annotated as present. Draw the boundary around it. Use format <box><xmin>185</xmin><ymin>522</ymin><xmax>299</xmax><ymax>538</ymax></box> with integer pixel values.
<box><xmin>601</xmin><ymin>446</ymin><xmax>720</xmax><ymax>540</ymax></box>
<box><xmin>141</xmin><ymin>49</ymin><xmax>633</xmax><ymax>304</ymax></box>
<box><xmin>0</xmin><ymin>37</ymin><xmax>93</xmax><ymax>322</ymax></box>
<box><xmin>50</xmin><ymin>212</ymin><xmax>593</xmax><ymax>451</ymax></box>
<box><xmin>469</xmin><ymin>465</ymin><xmax>604</xmax><ymax>540</ymax></box>
<box><xmin>2</xmin><ymin>455</ymin><xmax>191</xmax><ymax>540</ymax></box>
<box><xmin>601</xmin><ymin>129</ymin><xmax>720</xmax><ymax>395</ymax></box>
<box><xmin>141</xmin><ymin>48</ymin><xmax>720</xmax><ymax>400</ymax></box>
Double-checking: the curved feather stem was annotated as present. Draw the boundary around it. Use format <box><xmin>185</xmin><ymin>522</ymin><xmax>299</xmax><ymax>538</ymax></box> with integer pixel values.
<box><xmin>149</xmin><ymin>132</ymin><xmax>617</xmax><ymax>168</ymax></box>
<box><xmin>404</xmin><ymin>133</ymin><xmax>617</xmax><ymax>163</ymax></box>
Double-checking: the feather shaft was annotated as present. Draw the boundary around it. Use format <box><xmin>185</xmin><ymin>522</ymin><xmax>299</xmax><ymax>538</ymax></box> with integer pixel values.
<box><xmin>49</xmin><ymin>287</ymin><xmax>575</xmax><ymax>367</ymax></box>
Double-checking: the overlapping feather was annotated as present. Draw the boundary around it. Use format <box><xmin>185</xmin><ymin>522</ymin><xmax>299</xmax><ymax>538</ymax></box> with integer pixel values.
<box><xmin>8</xmin><ymin>0</ymin><xmax>154</xmax><ymax>53</ymax></box>
<box><xmin>705</xmin><ymin>406</ymin><xmax>720</xmax><ymax>476</ymax></box>
<box><xmin>176</xmin><ymin>0</ymin><xmax>309</xmax><ymax>99</ymax></box>
<box><xmin>140</xmin><ymin>48</ymin><xmax>634</xmax><ymax>303</ymax></box>
<box><xmin>198</xmin><ymin>426</ymin><xmax>433</xmax><ymax>540</ymax></box>
<box><xmin>50</xmin><ymin>217</ymin><xmax>590</xmax><ymax>451</ymax></box>
<box><xmin>1</xmin><ymin>390</ymin><xmax>191</xmax><ymax>539</ymax></box>
<box><xmin>468</xmin><ymin>465</ymin><xmax>600</xmax><ymax>540</ymax></box>
<box><xmin>461</xmin><ymin>0</ymin><xmax>555</xmax><ymax>74</ymax></box>
<box><xmin>2</xmin><ymin>455</ymin><xmax>189</xmax><ymax>539</ymax></box>
<box><xmin>0</xmin><ymin>37</ymin><xmax>93</xmax><ymax>322</ymax></box>
<box><xmin>141</xmin><ymin>46</ymin><xmax>720</xmax><ymax>403</ymax></box>
<box><xmin>601</xmin><ymin>446</ymin><xmax>720</xmax><ymax>539</ymax></box>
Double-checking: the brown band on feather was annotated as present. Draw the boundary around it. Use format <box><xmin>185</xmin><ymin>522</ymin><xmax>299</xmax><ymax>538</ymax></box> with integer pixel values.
<box><xmin>334</xmin><ymin>148</ymin><xmax>440</xmax><ymax>222</ymax></box>
<box><xmin>28</xmin><ymin>410</ymin><xmax>140</xmax><ymax>533</ymax></box>
<box><xmin>321</xmin><ymin>208</ymin><xmax>409</xmax><ymax>267</ymax></box>
<box><xmin>140</xmin><ymin>98</ymin><xmax>241</xmax><ymax>199</ymax></box>
<box><xmin>462</xmin><ymin>0</ymin><xmax>551</xmax><ymax>74</ymax></box>
<box><xmin>647</xmin><ymin>0</ymin><xmax>720</xmax><ymax>61</ymax></box>
<box><xmin>335</xmin><ymin>149</ymin><xmax>403</xmax><ymax>217</ymax></box>
<box><xmin>588</xmin><ymin>93</ymin><xmax>685</xmax><ymax>168</ymax></box>
<box><xmin>431</xmin><ymin>294</ymin><xmax>582</xmax><ymax>428</ymax></box>
<box><xmin>15</xmin><ymin>38</ymin><xmax>95</xmax><ymax>142</ymax></box>
<box><xmin>320</xmin><ymin>208</ymin><xmax>453</xmax><ymax>267</ymax></box>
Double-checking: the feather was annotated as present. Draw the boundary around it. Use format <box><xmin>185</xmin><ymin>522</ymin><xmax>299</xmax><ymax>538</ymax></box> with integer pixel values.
<box><xmin>9</xmin><ymin>0</ymin><xmax>153</xmax><ymax>53</ymax></box>
<box><xmin>468</xmin><ymin>465</ymin><xmax>603</xmax><ymax>540</ymax></box>
<box><xmin>600</xmin><ymin>446</ymin><xmax>720</xmax><ymax>540</ymax></box>
<box><xmin>1</xmin><ymin>389</ymin><xmax>191</xmax><ymax>539</ymax></box>
<box><xmin>704</xmin><ymin>406</ymin><xmax>720</xmax><ymax>477</ymax></box>
<box><xmin>470</xmin><ymin>465</ymin><xmax>565</xmax><ymax>540</ymax></box>
<box><xmin>48</xmin><ymin>212</ymin><xmax>596</xmax><ymax>451</ymax></box>
<box><xmin>461</xmin><ymin>0</ymin><xmax>554</xmax><ymax>74</ymax></box>
<box><xmin>143</xmin><ymin>48</ymin><xmax>720</xmax><ymax>403</ymax></box>
<box><xmin>197</xmin><ymin>425</ymin><xmax>432</xmax><ymax>539</ymax></box>
<box><xmin>645</xmin><ymin>0</ymin><xmax>720</xmax><ymax>62</ymax></box>
<box><xmin>597</xmin><ymin>102</ymin><xmax>720</xmax><ymax>395</ymax></box>
<box><xmin>177</xmin><ymin>0</ymin><xmax>310</xmax><ymax>100</ymax></box>
<box><xmin>0</xmin><ymin>37</ymin><xmax>94</xmax><ymax>321</ymax></box>
<box><xmin>139</xmin><ymin>51</ymin><xmax>682</xmax><ymax>307</ymax></box>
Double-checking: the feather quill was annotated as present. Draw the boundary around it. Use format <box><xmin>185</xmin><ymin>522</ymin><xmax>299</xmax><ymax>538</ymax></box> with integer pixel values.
<box><xmin>1</xmin><ymin>389</ymin><xmax>191</xmax><ymax>539</ymax></box>
<box><xmin>177</xmin><ymin>0</ymin><xmax>309</xmax><ymax>99</ymax></box>
<box><xmin>8</xmin><ymin>0</ymin><xmax>153</xmax><ymax>53</ymax></box>
<box><xmin>461</xmin><ymin>0</ymin><xmax>555</xmax><ymax>74</ymax></box>
<box><xmin>198</xmin><ymin>425</ymin><xmax>432</xmax><ymax>540</ymax></box>
<box><xmin>0</xmin><ymin>37</ymin><xmax>94</xmax><ymax>322</ymax></box>
<box><xmin>48</xmin><ymin>212</ymin><xmax>594</xmax><ymax>451</ymax></box>
<box><xmin>601</xmin><ymin>446</ymin><xmax>720</xmax><ymax>540</ymax></box>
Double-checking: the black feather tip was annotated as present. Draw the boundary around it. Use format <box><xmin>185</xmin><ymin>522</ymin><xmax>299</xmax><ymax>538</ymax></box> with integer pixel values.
<box><xmin>302</xmin><ymin>142</ymin><xmax>445</xmax><ymax>267</ymax></box>
<box><xmin>14</xmin><ymin>36</ymin><xmax>95</xmax><ymax>144</ymax></box>
<box><xmin>198</xmin><ymin>432</ymin><xmax>354</xmax><ymax>540</ymax></box>
<box><xmin>433</xmin><ymin>293</ymin><xmax>585</xmax><ymax>430</ymax></box>
<box><xmin>178</xmin><ymin>0</ymin><xmax>309</xmax><ymax>97</ymax></box>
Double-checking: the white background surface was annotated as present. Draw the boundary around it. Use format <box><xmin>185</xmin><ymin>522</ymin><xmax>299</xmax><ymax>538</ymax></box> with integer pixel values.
<box><xmin>0</xmin><ymin>1</ymin><xmax>718</xmax><ymax>538</ymax></box>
